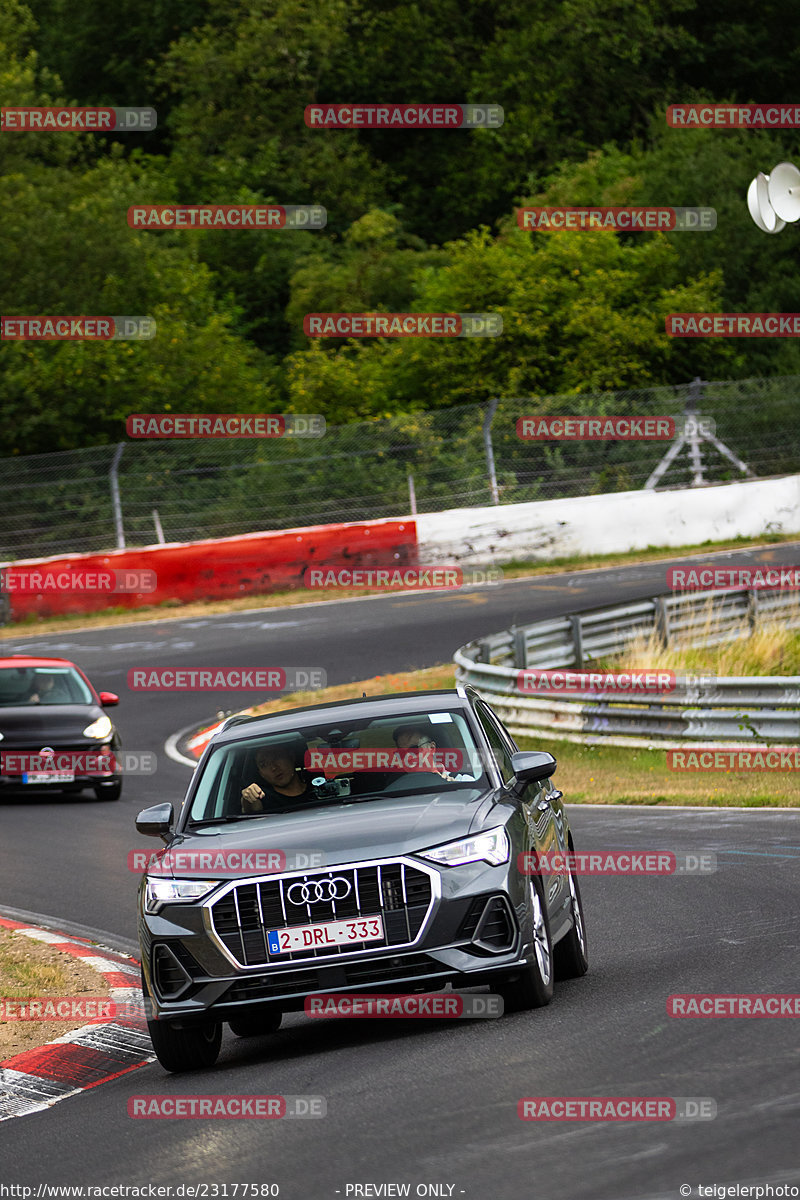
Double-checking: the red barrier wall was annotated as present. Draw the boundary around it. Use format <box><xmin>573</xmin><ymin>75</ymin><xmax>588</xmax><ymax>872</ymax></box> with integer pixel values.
<box><xmin>2</xmin><ymin>519</ymin><xmax>418</xmax><ymax>619</ymax></box>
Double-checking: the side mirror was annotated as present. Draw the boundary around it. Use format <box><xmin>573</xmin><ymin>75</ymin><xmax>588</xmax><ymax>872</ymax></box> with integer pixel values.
<box><xmin>99</xmin><ymin>691</ymin><xmax>120</xmax><ymax>707</ymax></box>
<box><xmin>136</xmin><ymin>803</ymin><xmax>174</xmax><ymax>843</ymax></box>
<box><xmin>510</xmin><ymin>750</ymin><xmax>557</xmax><ymax>792</ymax></box>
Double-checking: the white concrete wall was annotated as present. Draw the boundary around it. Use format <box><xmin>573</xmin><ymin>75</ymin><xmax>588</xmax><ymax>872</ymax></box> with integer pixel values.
<box><xmin>416</xmin><ymin>474</ymin><xmax>800</xmax><ymax>566</ymax></box>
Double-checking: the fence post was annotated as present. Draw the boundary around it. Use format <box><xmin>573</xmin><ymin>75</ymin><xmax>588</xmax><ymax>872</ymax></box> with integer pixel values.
<box><xmin>407</xmin><ymin>473</ymin><xmax>417</xmax><ymax>516</ymax></box>
<box><xmin>152</xmin><ymin>509</ymin><xmax>166</xmax><ymax>544</ymax></box>
<box><xmin>570</xmin><ymin>615</ymin><xmax>584</xmax><ymax>668</ymax></box>
<box><xmin>482</xmin><ymin>398</ymin><xmax>500</xmax><ymax>504</ymax></box>
<box><xmin>110</xmin><ymin>443</ymin><xmax>126</xmax><ymax>550</ymax></box>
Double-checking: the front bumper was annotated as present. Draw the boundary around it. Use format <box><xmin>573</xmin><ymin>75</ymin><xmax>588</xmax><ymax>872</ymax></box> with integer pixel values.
<box><xmin>139</xmin><ymin>855</ymin><xmax>534</xmax><ymax>1024</ymax></box>
<box><xmin>0</xmin><ymin>740</ymin><xmax>122</xmax><ymax>793</ymax></box>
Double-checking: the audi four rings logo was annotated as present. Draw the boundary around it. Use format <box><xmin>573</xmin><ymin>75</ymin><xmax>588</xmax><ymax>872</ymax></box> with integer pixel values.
<box><xmin>287</xmin><ymin>878</ymin><xmax>352</xmax><ymax>905</ymax></box>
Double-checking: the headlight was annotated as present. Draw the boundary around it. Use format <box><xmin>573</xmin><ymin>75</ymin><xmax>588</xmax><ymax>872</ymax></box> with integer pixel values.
<box><xmin>144</xmin><ymin>878</ymin><xmax>221</xmax><ymax>914</ymax></box>
<box><xmin>418</xmin><ymin>826</ymin><xmax>510</xmax><ymax>867</ymax></box>
<box><xmin>83</xmin><ymin>714</ymin><xmax>112</xmax><ymax>739</ymax></box>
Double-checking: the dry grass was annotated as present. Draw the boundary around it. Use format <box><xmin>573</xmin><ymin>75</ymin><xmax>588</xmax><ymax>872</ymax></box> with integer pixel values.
<box><xmin>598</xmin><ymin>597</ymin><xmax>800</xmax><ymax>676</ymax></box>
<box><xmin>0</xmin><ymin>926</ymin><xmax>113</xmax><ymax>1059</ymax></box>
<box><xmin>246</xmin><ymin>664</ymin><xmax>457</xmax><ymax>718</ymax></box>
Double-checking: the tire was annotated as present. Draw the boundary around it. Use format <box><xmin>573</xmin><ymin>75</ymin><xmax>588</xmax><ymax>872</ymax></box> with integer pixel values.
<box><xmin>95</xmin><ymin>779</ymin><xmax>122</xmax><ymax>801</ymax></box>
<box><xmin>496</xmin><ymin>877</ymin><xmax>554</xmax><ymax>1012</ymax></box>
<box><xmin>228</xmin><ymin>1009</ymin><xmax>282</xmax><ymax>1038</ymax></box>
<box><xmin>141</xmin><ymin>970</ymin><xmax>221</xmax><ymax>1072</ymax></box>
<box><xmin>148</xmin><ymin>1018</ymin><xmax>222</xmax><ymax>1072</ymax></box>
<box><xmin>553</xmin><ymin>864</ymin><xmax>589</xmax><ymax>980</ymax></box>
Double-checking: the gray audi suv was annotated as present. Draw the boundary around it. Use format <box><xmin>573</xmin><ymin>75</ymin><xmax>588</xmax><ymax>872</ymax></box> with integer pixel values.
<box><xmin>135</xmin><ymin>685</ymin><xmax>588</xmax><ymax>1071</ymax></box>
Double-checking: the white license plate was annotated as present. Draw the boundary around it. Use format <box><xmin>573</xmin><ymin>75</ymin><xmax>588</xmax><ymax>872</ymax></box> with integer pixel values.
<box><xmin>267</xmin><ymin>915</ymin><xmax>384</xmax><ymax>955</ymax></box>
<box><xmin>23</xmin><ymin>772</ymin><xmax>75</xmax><ymax>784</ymax></box>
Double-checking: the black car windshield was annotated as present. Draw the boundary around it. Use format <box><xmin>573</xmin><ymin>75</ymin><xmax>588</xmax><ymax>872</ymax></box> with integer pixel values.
<box><xmin>0</xmin><ymin>666</ymin><xmax>93</xmax><ymax>706</ymax></box>
<box><xmin>188</xmin><ymin>708</ymin><xmax>488</xmax><ymax>823</ymax></box>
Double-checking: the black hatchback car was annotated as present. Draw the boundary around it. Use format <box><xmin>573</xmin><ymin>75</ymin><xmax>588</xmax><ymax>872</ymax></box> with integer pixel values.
<box><xmin>0</xmin><ymin>655</ymin><xmax>122</xmax><ymax>800</ymax></box>
<box><xmin>135</xmin><ymin>685</ymin><xmax>588</xmax><ymax>1071</ymax></box>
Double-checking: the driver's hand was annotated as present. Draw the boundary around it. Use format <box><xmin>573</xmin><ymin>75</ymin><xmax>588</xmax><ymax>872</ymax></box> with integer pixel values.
<box><xmin>241</xmin><ymin>783</ymin><xmax>265</xmax><ymax>812</ymax></box>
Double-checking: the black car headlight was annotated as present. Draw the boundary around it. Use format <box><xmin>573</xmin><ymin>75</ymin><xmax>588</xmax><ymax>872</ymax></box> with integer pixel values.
<box><xmin>418</xmin><ymin>826</ymin><xmax>510</xmax><ymax>868</ymax></box>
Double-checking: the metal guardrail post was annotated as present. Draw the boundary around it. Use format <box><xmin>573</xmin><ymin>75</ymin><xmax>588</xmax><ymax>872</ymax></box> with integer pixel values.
<box><xmin>513</xmin><ymin>625</ymin><xmax>527</xmax><ymax>669</ymax></box>
<box><xmin>747</xmin><ymin>589</ymin><xmax>759</xmax><ymax>631</ymax></box>
<box><xmin>654</xmin><ymin>596</ymin><xmax>671</xmax><ymax>646</ymax></box>
<box><xmin>570</xmin><ymin>615</ymin><xmax>584</xmax><ymax>668</ymax></box>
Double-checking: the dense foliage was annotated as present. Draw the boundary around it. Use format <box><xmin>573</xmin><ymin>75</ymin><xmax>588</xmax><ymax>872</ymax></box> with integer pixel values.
<box><xmin>1</xmin><ymin>0</ymin><xmax>799</xmax><ymax>455</ymax></box>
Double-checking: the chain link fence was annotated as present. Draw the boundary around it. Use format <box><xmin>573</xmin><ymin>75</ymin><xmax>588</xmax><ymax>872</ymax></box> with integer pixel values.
<box><xmin>1</xmin><ymin>374</ymin><xmax>798</xmax><ymax>559</ymax></box>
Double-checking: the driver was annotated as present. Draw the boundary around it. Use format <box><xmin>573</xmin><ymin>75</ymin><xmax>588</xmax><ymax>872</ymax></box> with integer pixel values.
<box><xmin>241</xmin><ymin>738</ymin><xmax>315</xmax><ymax>813</ymax></box>
<box><xmin>28</xmin><ymin>672</ymin><xmax>74</xmax><ymax>704</ymax></box>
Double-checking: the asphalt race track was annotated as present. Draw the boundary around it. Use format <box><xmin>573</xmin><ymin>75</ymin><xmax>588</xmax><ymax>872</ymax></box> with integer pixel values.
<box><xmin>1</xmin><ymin>543</ymin><xmax>799</xmax><ymax>1198</ymax></box>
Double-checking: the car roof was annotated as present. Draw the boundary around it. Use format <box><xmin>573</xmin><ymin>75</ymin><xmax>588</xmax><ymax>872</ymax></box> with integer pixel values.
<box><xmin>213</xmin><ymin>688</ymin><xmax>473</xmax><ymax>747</ymax></box>
<box><xmin>0</xmin><ymin>656</ymin><xmax>78</xmax><ymax>668</ymax></box>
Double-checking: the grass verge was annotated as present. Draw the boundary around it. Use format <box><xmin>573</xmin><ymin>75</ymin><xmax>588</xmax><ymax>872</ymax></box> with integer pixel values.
<box><xmin>0</xmin><ymin>925</ymin><xmax>112</xmax><ymax>1059</ymax></box>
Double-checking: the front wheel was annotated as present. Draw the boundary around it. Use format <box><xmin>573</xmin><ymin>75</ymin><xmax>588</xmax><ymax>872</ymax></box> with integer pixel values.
<box><xmin>147</xmin><ymin>1017</ymin><xmax>222</xmax><ymax>1073</ymax></box>
<box><xmin>95</xmin><ymin>779</ymin><xmax>122</xmax><ymax>801</ymax></box>
<box><xmin>496</xmin><ymin>878</ymin><xmax>554</xmax><ymax>1012</ymax></box>
<box><xmin>553</xmin><ymin>864</ymin><xmax>589</xmax><ymax>980</ymax></box>
<box><xmin>142</xmin><ymin>970</ymin><xmax>221</xmax><ymax>1071</ymax></box>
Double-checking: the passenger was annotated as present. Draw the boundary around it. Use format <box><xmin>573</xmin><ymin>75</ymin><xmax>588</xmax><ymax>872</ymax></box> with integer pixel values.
<box><xmin>241</xmin><ymin>739</ymin><xmax>315</xmax><ymax>813</ymax></box>
<box><xmin>392</xmin><ymin>725</ymin><xmax>477</xmax><ymax>782</ymax></box>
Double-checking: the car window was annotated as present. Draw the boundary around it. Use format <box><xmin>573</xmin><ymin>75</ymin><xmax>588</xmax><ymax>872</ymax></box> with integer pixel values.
<box><xmin>187</xmin><ymin>709</ymin><xmax>488</xmax><ymax>823</ymax></box>
<box><xmin>0</xmin><ymin>666</ymin><xmax>92</xmax><ymax>706</ymax></box>
<box><xmin>474</xmin><ymin>700</ymin><xmax>515</xmax><ymax>783</ymax></box>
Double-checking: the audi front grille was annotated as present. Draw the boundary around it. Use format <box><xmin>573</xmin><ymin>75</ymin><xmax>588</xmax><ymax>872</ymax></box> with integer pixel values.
<box><xmin>206</xmin><ymin>858</ymin><xmax>437</xmax><ymax>969</ymax></box>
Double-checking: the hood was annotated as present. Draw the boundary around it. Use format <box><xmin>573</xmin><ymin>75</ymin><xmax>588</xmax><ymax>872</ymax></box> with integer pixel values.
<box><xmin>0</xmin><ymin>704</ymin><xmax>106</xmax><ymax>746</ymax></box>
<box><xmin>172</xmin><ymin>787</ymin><xmax>493</xmax><ymax>876</ymax></box>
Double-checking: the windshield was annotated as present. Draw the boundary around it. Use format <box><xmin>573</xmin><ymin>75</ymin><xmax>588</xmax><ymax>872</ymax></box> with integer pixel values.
<box><xmin>0</xmin><ymin>666</ymin><xmax>93</xmax><ymax>706</ymax></box>
<box><xmin>188</xmin><ymin>708</ymin><xmax>488</xmax><ymax>823</ymax></box>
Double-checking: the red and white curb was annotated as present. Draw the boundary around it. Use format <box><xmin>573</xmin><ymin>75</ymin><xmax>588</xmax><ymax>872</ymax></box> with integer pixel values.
<box><xmin>0</xmin><ymin>916</ymin><xmax>154</xmax><ymax>1121</ymax></box>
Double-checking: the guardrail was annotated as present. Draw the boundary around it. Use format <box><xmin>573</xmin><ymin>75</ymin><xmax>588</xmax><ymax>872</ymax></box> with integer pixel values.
<box><xmin>454</xmin><ymin>588</ymin><xmax>800</xmax><ymax>747</ymax></box>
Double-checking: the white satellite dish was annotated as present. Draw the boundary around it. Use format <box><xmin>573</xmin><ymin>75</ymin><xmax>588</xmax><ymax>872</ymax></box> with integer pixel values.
<box><xmin>767</xmin><ymin>161</ymin><xmax>800</xmax><ymax>221</ymax></box>
<box><xmin>747</xmin><ymin>172</ymin><xmax>786</xmax><ymax>233</ymax></box>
